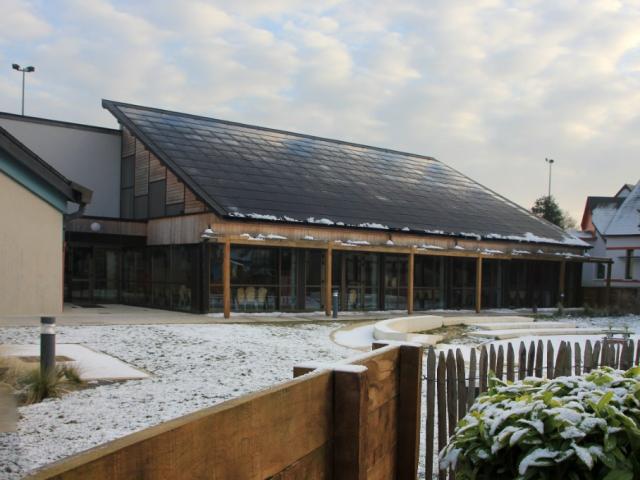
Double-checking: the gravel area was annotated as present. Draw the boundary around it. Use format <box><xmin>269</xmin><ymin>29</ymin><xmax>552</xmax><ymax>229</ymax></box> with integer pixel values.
<box><xmin>0</xmin><ymin>323</ymin><xmax>354</xmax><ymax>478</ymax></box>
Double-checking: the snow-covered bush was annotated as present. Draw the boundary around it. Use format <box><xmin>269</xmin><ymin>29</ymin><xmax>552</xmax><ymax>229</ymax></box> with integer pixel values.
<box><xmin>440</xmin><ymin>367</ymin><xmax>640</xmax><ymax>479</ymax></box>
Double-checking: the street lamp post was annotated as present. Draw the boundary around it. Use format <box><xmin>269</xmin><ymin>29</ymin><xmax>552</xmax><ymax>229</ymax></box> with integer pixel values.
<box><xmin>545</xmin><ymin>158</ymin><xmax>555</xmax><ymax>198</ymax></box>
<box><xmin>12</xmin><ymin>64</ymin><xmax>35</xmax><ymax>116</ymax></box>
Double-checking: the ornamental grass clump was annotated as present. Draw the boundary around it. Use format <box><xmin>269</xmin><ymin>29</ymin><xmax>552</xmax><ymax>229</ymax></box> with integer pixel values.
<box><xmin>440</xmin><ymin>367</ymin><xmax>640</xmax><ymax>480</ymax></box>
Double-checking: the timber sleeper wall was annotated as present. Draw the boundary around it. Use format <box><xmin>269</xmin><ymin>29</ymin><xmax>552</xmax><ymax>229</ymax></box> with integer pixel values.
<box><xmin>26</xmin><ymin>342</ymin><xmax>423</xmax><ymax>480</ymax></box>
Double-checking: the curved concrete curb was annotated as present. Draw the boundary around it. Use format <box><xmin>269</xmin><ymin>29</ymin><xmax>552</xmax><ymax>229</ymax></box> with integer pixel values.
<box><xmin>372</xmin><ymin>315</ymin><xmax>534</xmax><ymax>346</ymax></box>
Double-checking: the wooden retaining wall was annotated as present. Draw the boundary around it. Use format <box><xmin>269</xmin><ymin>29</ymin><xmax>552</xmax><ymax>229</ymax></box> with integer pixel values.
<box><xmin>424</xmin><ymin>338</ymin><xmax>640</xmax><ymax>479</ymax></box>
<box><xmin>26</xmin><ymin>342</ymin><xmax>423</xmax><ymax>480</ymax></box>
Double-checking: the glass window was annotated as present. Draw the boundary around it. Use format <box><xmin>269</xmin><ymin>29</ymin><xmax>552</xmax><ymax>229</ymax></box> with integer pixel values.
<box><xmin>304</xmin><ymin>249</ymin><xmax>325</xmax><ymax>311</ymax></box>
<box><xmin>122</xmin><ymin>248</ymin><xmax>148</xmax><ymax>305</ymax></box>
<box><xmin>279</xmin><ymin>249</ymin><xmax>297</xmax><ymax>311</ymax></box>
<box><xmin>414</xmin><ymin>256</ymin><xmax>444</xmax><ymax>310</ymax></box>
<box><xmin>596</xmin><ymin>263</ymin><xmax>605</xmax><ymax>280</ymax></box>
<box><xmin>626</xmin><ymin>250</ymin><xmax>634</xmax><ymax>280</ymax></box>
<box><xmin>343</xmin><ymin>252</ymin><xmax>379</xmax><ymax>311</ymax></box>
<box><xmin>448</xmin><ymin>258</ymin><xmax>476</xmax><ymax>309</ymax></box>
<box><xmin>384</xmin><ymin>255</ymin><xmax>408</xmax><ymax>310</ymax></box>
<box><xmin>231</xmin><ymin>247</ymin><xmax>278</xmax><ymax>312</ymax></box>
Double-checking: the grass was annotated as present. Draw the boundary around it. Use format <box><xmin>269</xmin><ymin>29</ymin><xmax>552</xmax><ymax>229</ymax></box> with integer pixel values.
<box><xmin>0</xmin><ymin>356</ymin><xmax>86</xmax><ymax>405</ymax></box>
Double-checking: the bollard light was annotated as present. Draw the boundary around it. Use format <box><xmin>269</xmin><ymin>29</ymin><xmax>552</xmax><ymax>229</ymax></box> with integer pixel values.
<box><xmin>332</xmin><ymin>290</ymin><xmax>339</xmax><ymax>319</ymax></box>
<box><xmin>40</xmin><ymin>316</ymin><xmax>56</xmax><ymax>377</ymax></box>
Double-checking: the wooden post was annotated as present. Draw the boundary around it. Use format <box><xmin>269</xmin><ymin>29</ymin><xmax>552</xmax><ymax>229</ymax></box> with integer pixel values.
<box><xmin>333</xmin><ymin>367</ymin><xmax>368</xmax><ymax>480</ymax></box>
<box><xmin>605</xmin><ymin>262</ymin><xmax>612</xmax><ymax>310</ymax></box>
<box><xmin>475</xmin><ymin>256</ymin><xmax>482</xmax><ymax>313</ymax></box>
<box><xmin>559</xmin><ymin>260</ymin><xmax>566</xmax><ymax>308</ymax></box>
<box><xmin>425</xmin><ymin>348</ymin><xmax>436</xmax><ymax>480</ymax></box>
<box><xmin>223</xmin><ymin>240</ymin><xmax>231</xmax><ymax>319</ymax></box>
<box><xmin>396</xmin><ymin>343</ymin><xmax>424</xmax><ymax>480</ymax></box>
<box><xmin>325</xmin><ymin>245</ymin><xmax>333</xmax><ymax>316</ymax></box>
<box><xmin>407</xmin><ymin>249</ymin><xmax>415</xmax><ymax>315</ymax></box>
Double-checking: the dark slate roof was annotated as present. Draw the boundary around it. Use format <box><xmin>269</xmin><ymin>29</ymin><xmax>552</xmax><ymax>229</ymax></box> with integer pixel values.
<box><xmin>103</xmin><ymin>100</ymin><xmax>585</xmax><ymax>247</ymax></box>
<box><xmin>0</xmin><ymin>126</ymin><xmax>91</xmax><ymax>204</ymax></box>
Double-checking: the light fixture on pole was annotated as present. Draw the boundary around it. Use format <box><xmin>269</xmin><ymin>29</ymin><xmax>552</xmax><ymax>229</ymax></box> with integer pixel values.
<box><xmin>12</xmin><ymin>63</ymin><xmax>35</xmax><ymax>116</ymax></box>
<box><xmin>544</xmin><ymin>158</ymin><xmax>555</xmax><ymax>198</ymax></box>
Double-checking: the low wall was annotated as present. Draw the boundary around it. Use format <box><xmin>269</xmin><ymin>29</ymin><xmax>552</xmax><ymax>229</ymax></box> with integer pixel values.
<box><xmin>27</xmin><ymin>343</ymin><xmax>423</xmax><ymax>480</ymax></box>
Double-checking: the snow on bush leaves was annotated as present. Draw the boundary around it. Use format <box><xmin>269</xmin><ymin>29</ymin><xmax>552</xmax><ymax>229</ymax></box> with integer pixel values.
<box><xmin>440</xmin><ymin>367</ymin><xmax>640</xmax><ymax>479</ymax></box>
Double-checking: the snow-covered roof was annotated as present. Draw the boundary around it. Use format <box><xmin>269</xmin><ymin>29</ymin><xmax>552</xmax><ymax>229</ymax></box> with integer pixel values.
<box><xmin>605</xmin><ymin>181</ymin><xmax>640</xmax><ymax>235</ymax></box>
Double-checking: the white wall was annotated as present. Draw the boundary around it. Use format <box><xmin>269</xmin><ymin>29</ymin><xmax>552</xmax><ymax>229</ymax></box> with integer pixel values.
<box><xmin>607</xmin><ymin>236</ymin><xmax>640</xmax><ymax>286</ymax></box>
<box><xmin>0</xmin><ymin>115</ymin><xmax>121</xmax><ymax>218</ymax></box>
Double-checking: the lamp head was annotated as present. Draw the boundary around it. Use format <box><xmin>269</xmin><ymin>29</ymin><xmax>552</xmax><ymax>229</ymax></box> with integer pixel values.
<box><xmin>12</xmin><ymin>64</ymin><xmax>20</xmax><ymax>71</ymax></box>
<box><xmin>25</xmin><ymin>66</ymin><xmax>35</xmax><ymax>72</ymax></box>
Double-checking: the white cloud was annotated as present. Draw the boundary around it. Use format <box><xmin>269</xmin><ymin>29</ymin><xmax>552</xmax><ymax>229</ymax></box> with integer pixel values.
<box><xmin>0</xmin><ymin>0</ymin><xmax>639</xmax><ymax>219</ymax></box>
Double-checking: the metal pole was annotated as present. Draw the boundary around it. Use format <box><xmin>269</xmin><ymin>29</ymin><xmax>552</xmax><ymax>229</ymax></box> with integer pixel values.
<box><xmin>40</xmin><ymin>316</ymin><xmax>56</xmax><ymax>377</ymax></box>
<box><xmin>332</xmin><ymin>290</ymin><xmax>339</xmax><ymax>319</ymax></box>
<box><xmin>21</xmin><ymin>70</ymin><xmax>25</xmax><ymax>116</ymax></box>
<box><xmin>548</xmin><ymin>161</ymin><xmax>552</xmax><ymax>197</ymax></box>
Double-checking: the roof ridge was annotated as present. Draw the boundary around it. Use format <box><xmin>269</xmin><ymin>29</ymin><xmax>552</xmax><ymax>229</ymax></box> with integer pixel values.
<box><xmin>102</xmin><ymin>99</ymin><xmax>439</xmax><ymax>163</ymax></box>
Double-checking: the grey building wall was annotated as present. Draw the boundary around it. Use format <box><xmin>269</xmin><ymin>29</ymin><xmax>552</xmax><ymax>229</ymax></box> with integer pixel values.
<box><xmin>0</xmin><ymin>113</ymin><xmax>121</xmax><ymax>218</ymax></box>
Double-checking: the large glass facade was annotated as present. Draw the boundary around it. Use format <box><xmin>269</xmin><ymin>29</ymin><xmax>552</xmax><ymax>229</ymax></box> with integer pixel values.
<box><xmin>447</xmin><ymin>258</ymin><xmax>477</xmax><ymax>309</ymax></box>
<box><xmin>333</xmin><ymin>252</ymin><xmax>380</xmax><ymax>311</ymax></box>
<box><xmin>384</xmin><ymin>255</ymin><xmax>408</xmax><ymax>310</ymax></box>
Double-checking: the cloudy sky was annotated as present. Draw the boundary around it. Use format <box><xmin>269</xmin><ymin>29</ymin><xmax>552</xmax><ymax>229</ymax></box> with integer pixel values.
<box><xmin>1</xmin><ymin>0</ymin><xmax>639</xmax><ymax>221</ymax></box>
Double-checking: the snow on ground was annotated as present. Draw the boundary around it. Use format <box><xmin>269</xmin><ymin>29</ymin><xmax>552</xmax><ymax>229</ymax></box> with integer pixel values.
<box><xmin>0</xmin><ymin>323</ymin><xmax>354</xmax><ymax>479</ymax></box>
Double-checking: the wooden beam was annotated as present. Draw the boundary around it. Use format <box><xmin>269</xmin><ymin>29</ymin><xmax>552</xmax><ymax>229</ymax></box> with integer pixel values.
<box><xmin>605</xmin><ymin>262</ymin><xmax>612</xmax><ymax>310</ymax></box>
<box><xmin>333</xmin><ymin>367</ymin><xmax>368</xmax><ymax>480</ymax></box>
<box><xmin>407</xmin><ymin>249</ymin><xmax>415</xmax><ymax>315</ymax></box>
<box><xmin>396</xmin><ymin>343</ymin><xmax>424</xmax><ymax>480</ymax></box>
<box><xmin>475</xmin><ymin>256</ymin><xmax>482</xmax><ymax>313</ymax></box>
<box><xmin>325</xmin><ymin>245</ymin><xmax>333</xmax><ymax>316</ymax></box>
<box><xmin>223</xmin><ymin>240</ymin><xmax>231</xmax><ymax>319</ymax></box>
<box><xmin>559</xmin><ymin>260</ymin><xmax>566</xmax><ymax>307</ymax></box>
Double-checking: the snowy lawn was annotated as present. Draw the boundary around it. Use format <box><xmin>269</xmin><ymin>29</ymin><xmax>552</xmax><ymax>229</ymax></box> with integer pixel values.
<box><xmin>0</xmin><ymin>322</ymin><xmax>354</xmax><ymax>479</ymax></box>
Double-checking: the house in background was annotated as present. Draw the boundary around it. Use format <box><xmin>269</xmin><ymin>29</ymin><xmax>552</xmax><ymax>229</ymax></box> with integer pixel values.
<box><xmin>0</xmin><ymin>101</ymin><xmax>610</xmax><ymax>317</ymax></box>
<box><xmin>580</xmin><ymin>181</ymin><xmax>640</xmax><ymax>306</ymax></box>
<box><xmin>0</xmin><ymin>127</ymin><xmax>90</xmax><ymax>315</ymax></box>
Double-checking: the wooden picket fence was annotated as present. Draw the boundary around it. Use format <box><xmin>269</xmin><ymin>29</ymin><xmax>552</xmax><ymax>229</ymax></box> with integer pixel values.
<box><xmin>424</xmin><ymin>337</ymin><xmax>640</xmax><ymax>480</ymax></box>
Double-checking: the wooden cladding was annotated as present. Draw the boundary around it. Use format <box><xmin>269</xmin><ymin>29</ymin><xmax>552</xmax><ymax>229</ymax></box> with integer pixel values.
<box><xmin>166</xmin><ymin>170</ymin><xmax>185</xmax><ymax>205</ymax></box>
<box><xmin>134</xmin><ymin>141</ymin><xmax>149</xmax><ymax>196</ymax></box>
<box><xmin>121</xmin><ymin>127</ymin><xmax>206</xmax><ymax>219</ymax></box>
<box><xmin>121</xmin><ymin>127</ymin><xmax>135</xmax><ymax>157</ymax></box>
<box><xmin>184</xmin><ymin>188</ymin><xmax>205</xmax><ymax>214</ymax></box>
<box><xmin>149</xmin><ymin>153</ymin><xmax>166</xmax><ymax>182</ymax></box>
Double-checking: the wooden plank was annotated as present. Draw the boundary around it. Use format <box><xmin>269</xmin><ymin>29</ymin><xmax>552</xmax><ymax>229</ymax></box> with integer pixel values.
<box><xmin>121</xmin><ymin>127</ymin><xmax>135</xmax><ymax>157</ymax></box>
<box><xmin>333</xmin><ymin>368</ymin><xmax>368</xmax><ymax>480</ymax></box>
<box><xmin>479</xmin><ymin>346</ymin><xmax>488</xmax><ymax>393</ymax></box>
<box><xmin>407</xmin><ymin>250</ymin><xmax>414</xmax><ymax>315</ymax></box>
<box><xmin>456</xmin><ymin>349</ymin><xmax>467</xmax><ymax>421</ymax></box>
<box><xmin>547</xmin><ymin>340</ymin><xmax>555</xmax><ymax>379</ymax></box>
<box><xmin>574</xmin><ymin>343</ymin><xmax>582</xmax><ymax>376</ymax></box>
<box><xmin>475</xmin><ymin>256</ymin><xmax>482</xmax><ymax>313</ymax></box>
<box><xmin>506</xmin><ymin>343</ymin><xmax>515</xmax><ymax>382</ymax></box>
<box><xmin>148</xmin><ymin>153</ymin><xmax>166</xmax><ymax>182</ymax></box>
<box><xmin>223</xmin><ymin>240</ymin><xmax>231</xmax><ymax>319</ymax></box>
<box><xmin>629</xmin><ymin>341</ymin><xmax>635</xmax><ymax>369</ymax></box>
<box><xmin>527</xmin><ymin>341</ymin><xmax>535</xmax><ymax>377</ymax></box>
<box><xmin>495</xmin><ymin>345</ymin><xmax>504</xmax><ymax>380</ymax></box>
<box><xmin>517</xmin><ymin>342</ymin><xmax>526</xmax><ymax>380</ymax></box>
<box><xmin>446</xmin><ymin>350</ymin><xmax>457</xmax><ymax>437</ymax></box>
<box><xmin>565</xmin><ymin>343</ymin><xmax>572</xmax><ymax>377</ymax></box>
<box><xmin>134</xmin><ymin>146</ymin><xmax>149</xmax><ymax>196</ymax></box>
<box><xmin>425</xmin><ymin>348</ymin><xmax>436</xmax><ymax>480</ymax></box>
<box><xmin>592</xmin><ymin>341</ymin><xmax>601</xmax><ymax>369</ymax></box>
<box><xmin>184</xmin><ymin>188</ymin><xmax>205</xmax><ymax>214</ymax></box>
<box><xmin>584</xmin><ymin>340</ymin><xmax>593</xmax><ymax>373</ymax></box>
<box><xmin>555</xmin><ymin>342</ymin><xmax>565</xmax><ymax>377</ymax></box>
<box><xmin>535</xmin><ymin>340</ymin><xmax>543</xmax><ymax>378</ymax></box>
<box><xmin>165</xmin><ymin>170</ymin><xmax>185</xmax><ymax>205</ymax></box>
<box><xmin>28</xmin><ymin>370</ymin><xmax>333</xmax><ymax>480</ymax></box>
<box><xmin>467</xmin><ymin>348</ymin><xmax>477</xmax><ymax>409</ymax></box>
<box><xmin>615</xmin><ymin>344</ymin><xmax>621</xmax><ymax>369</ymax></box>
<box><xmin>396</xmin><ymin>344</ymin><xmax>423</xmax><ymax>480</ymax></box>
<box><xmin>268</xmin><ymin>444</ymin><xmax>330</xmax><ymax>480</ymax></box>
<box><xmin>436</xmin><ymin>352</ymin><xmax>447</xmax><ymax>480</ymax></box>
<box><xmin>489</xmin><ymin>345</ymin><xmax>496</xmax><ymax>374</ymax></box>
<box><xmin>325</xmin><ymin>246</ymin><xmax>332</xmax><ymax>316</ymax></box>
<box><xmin>353</xmin><ymin>348</ymin><xmax>399</xmax><ymax>412</ymax></box>
<box><xmin>366</xmin><ymin>397</ymin><xmax>397</xmax><ymax>479</ymax></box>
